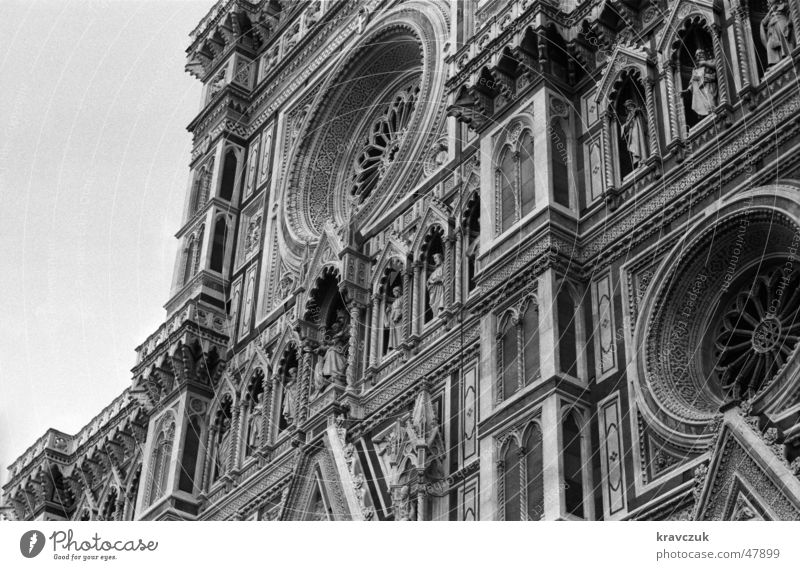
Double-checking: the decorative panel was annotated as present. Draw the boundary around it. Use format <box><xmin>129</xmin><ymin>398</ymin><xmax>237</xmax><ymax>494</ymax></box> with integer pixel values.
<box><xmin>598</xmin><ymin>392</ymin><xmax>627</xmax><ymax>519</ymax></box>
<box><xmin>463</xmin><ymin>364</ymin><xmax>478</xmax><ymax>461</ymax></box>
<box><xmin>591</xmin><ymin>271</ymin><xmax>617</xmax><ymax>380</ymax></box>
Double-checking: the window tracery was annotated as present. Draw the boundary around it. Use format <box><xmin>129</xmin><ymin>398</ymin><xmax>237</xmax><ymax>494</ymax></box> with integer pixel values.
<box><xmin>352</xmin><ymin>83</ymin><xmax>420</xmax><ymax>203</ymax></box>
<box><xmin>495</xmin><ymin>127</ymin><xmax>535</xmax><ymax>235</ymax></box>
<box><xmin>495</xmin><ymin>293</ymin><xmax>540</xmax><ymax>403</ymax></box>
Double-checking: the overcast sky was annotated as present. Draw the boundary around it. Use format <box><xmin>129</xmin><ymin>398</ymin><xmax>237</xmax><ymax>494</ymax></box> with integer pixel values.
<box><xmin>0</xmin><ymin>0</ymin><xmax>211</xmax><ymax>485</ymax></box>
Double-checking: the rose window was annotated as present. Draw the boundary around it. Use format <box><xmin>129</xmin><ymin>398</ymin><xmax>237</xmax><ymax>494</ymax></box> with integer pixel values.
<box><xmin>713</xmin><ymin>268</ymin><xmax>800</xmax><ymax>400</ymax></box>
<box><xmin>351</xmin><ymin>84</ymin><xmax>419</xmax><ymax>202</ymax></box>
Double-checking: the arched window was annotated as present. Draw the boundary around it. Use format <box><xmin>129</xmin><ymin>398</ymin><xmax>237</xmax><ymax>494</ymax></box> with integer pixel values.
<box><xmin>519</xmin><ymin>132</ymin><xmax>536</xmax><ymax>216</ymax></box>
<box><xmin>523</xmin><ymin>424</ymin><xmax>544</xmax><ymax>521</ymax></box>
<box><xmin>521</xmin><ymin>298</ymin><xmax>540</xmax><ymax>383</ymax></box>
<box><xmin>499</xmin><ymin>313</ymin><xmax>519</xmax><ymax>401</ymax></box>
<box><xmin>562</xmin><ymin>412</ymin><xmax>585</xmax><ymax>518</ymax></box>
<box><xmin>502</xmin><ymin>439</ymin><xmax>522</xmax><ymax>521</ymax></box>
<box><xmin>219</xmin><ymin>149</ymin><xmax>238</xmax><ymax>201</ymax></box>
<box><xmin>177</xmin><ymin>416</ymin><xmax>202</xmax><ymax>494</ymax></box>
<box><xmin>464</xmin><ymin>194</ymin><xmax>480</xmax><ymax>294</ymax></box>
<box><xmin>557</xmin><ymin>287</ymin><xmax>579</xmax><ymax>378</ymax></box>
<box><xmin>550</xmin><ymin>119</ymin><xmax>570</xmax><ymax>208</ymax></box>
<box><xmin>183</xmin><ymin>237</ymin><xmax>197</xmax><ymax>285</ymax></box>
<box><xmin>498</xmin><ymin>149</ymin><xmax>517</xmax><ymax>233</ymax></box>
<box><xmin>210</xmin><ymin>218</ymin><xmax>228</xmax><ymax>273</ymax></box>
<box><xmin>146</xmin><ymin>421</ymin><xmax>174</xmax><ymax>506</ymax></box>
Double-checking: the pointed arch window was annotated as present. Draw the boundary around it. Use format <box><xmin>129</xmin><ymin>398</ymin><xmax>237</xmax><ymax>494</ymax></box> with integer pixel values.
<box><xmin>498</xmin><ymin>149</ymin><xmax>517</xmax><ymax>233</ymax></box>
<box><xmin>496</xmin><ymin>129</ymin><xmax>536</xmax><ymax>235</ymax></box>
<box><xmin>219</xmin><ymin>149</ymin><xmax>238</xmax><ymax>201</ymax></box>
<box><xmin>523</xmin><ymin>424</ymin><xmax>545</xmax><ymax>521</ymax></box>
<box><xmin>519</xmin><ymin>132</ymin><xmax>536</xmax><ymax>216</ymax></box>
<box><xmin>521</xmin><ymin>298</ymin><xmax>540</xmax><ymax>383</ymax></box>
<box><xmin>562</xmin><ymin>411</ymin><xmax>586</xmax><ymax>518</ymax></box>
<box><xmin>501</xmin><ymin>438</ymin><xmax>522</xmax><ymax>521</ymax></box>
<box><xmin>146</xmin><ymin>421</ymin><xmax>174</xmax><ymax>507</ymax></box>
<box><xmin>498</xmin><ymin>312</ymin><xmax>519</xmax><ymax>402</ymax></box>
<box><xmin>210</xmin><ymin>217</ymin><xmax>228</xmax><ymax>274</ymax></box>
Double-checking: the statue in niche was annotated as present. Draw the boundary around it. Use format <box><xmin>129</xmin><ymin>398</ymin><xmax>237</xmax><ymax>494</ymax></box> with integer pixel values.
<box><xmin>385</xmin><ymin>285</ymin><xmax>404</xmax><ymax>350</ymax></box>
<box><xmin>313</xmin><ymin>346</ymin><xmax>328</xmax><ymax>392</ymax></box>
<box><xmin>281</xmin><ymin>368</ymin><xmax>298</xmax><ymax>425</ymax></box>
<box><xmin>761</xmin><ymin>0</ymin><xmax>795</xmax><ymax>66</ymax></box>
<box><xmin>214</xmin><ymin>417</ymin><xmax>231</xmax><ymax>478</ymax></box>
<box><xmin>393</xmin><ymin>484</ymin><xmax>416</xmax><ymax>521</ymax></box>
<box><xmin>246</xmin><ymin>394</ymin><xmax>263</xmax><ymax>454</ymax></box>
<box><xmin>426</xmin><ymin>253</ymin><xmax>445</xmax><ymax>316</ymax></box>
<box><xmin>682</xmin><ymin>48</ymin><xmax>717</xmax><ymax>116</ymax></box>
<box><xmin>620</xmin><ymin>99</ymin><xmax>648</xmax><ymax>168</ymax></box>
<box><xmin>321</xmin><ymin>311</ymin><xmax>350</xmax><ymax>384</ymax></box>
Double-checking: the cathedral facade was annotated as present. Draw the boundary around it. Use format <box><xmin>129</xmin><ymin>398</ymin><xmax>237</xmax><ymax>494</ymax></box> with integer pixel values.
<box><xmin>4</xmin><ymin>0</ymin><xmax>800</xmax><ymax>521</ymax></box>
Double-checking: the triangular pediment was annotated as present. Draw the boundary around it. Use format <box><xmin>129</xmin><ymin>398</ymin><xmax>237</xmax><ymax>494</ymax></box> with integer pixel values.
<box><xmin>693</xmin><ymin>409</ymin><xmax>800</xmax><ymax>520</ymax></box>
<box><xmin>409</xmin><ymin>198</ymin><xmax>451</xmax><ymax>255</ymax></box>
<box><xmin>595</xmin><ymin>44</ymin><xmax>654</xmax><ymax>107</ymax></box>
<box><xmin>656</xmin><ymin>0</ymin><xmax>718</xmax><ymax>54</ymax></box>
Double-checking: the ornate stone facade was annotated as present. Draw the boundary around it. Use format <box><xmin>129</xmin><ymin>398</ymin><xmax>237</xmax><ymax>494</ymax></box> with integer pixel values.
<box><xmin>5</xmin><ymin>0</ymin><xmax>800</xmax><ymax>521</ymax></box>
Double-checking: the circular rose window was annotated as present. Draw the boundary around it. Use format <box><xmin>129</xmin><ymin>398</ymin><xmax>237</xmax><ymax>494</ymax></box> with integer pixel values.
<box><xmin>711</xmin><ymin>267</ymin><xmax>800</xmax><ymax>400</ymax></box>
<box><xmin>636</xmin><ymin>202</ymin><xmax>800</xmax><ymax>442</ymax></box>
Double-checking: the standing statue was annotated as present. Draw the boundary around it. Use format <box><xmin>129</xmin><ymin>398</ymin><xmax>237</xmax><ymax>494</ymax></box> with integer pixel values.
<box><xmin>313</xmin><ymin>346</ymin><xmax>328</xmax><ymax>392</ymax></box>
<box><xmin>620</xmin><ymin>99</ymin><xmax>648</xmax><ymax>168</ymax></box>
<box><xmin>760</xmin><ymin>0</ymin><xmax>795</xmax><ymax>67</ymax></box>
<box><xmin>214</xmin><ymin>418</ymin><xmax>231</xmax><ymax>479</ymax></box>
<box><xmin>246</xmin><ymin>395</ymin><xmax>263</xmax><ymax>454</ymax></box>
<box><xmin>282</xmin><ymin>368</ymin><xmax>298</xmax><ymax>425</ymax></box>
<box><xmin>322</xmin><ymin>312</ymin><xmax>350</xmax><ymax>385</ymax></box>
<box><xmin>426</xmin><ymin>253</ymin><xmax>445</xmax><ymax>316</ymax></box>
<box><xmin>682</xmin><ymin>48</ymin><xmax>717</xmax><ymax>116</ymax></box>
<box><xmin>385</xmin><ymin>285</ymin><xmax>404</xmax><ymax>350</ymax></box>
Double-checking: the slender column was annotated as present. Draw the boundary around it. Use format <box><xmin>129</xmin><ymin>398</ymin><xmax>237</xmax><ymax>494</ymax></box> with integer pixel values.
<box><xmin>228</xmin><ymin>403</ymin><xmax>241</xmax><ymax>473</ymax></box>
<box><xmin>644</xmin><ymin>77</ymin><xmax>659</xmax><ymax>160</ymax></box>
<box><xmin>602</xmin><ymin>110</ymin><xmax>615</xmax><ymax>191</ymax></box>
<box><xmin>298</xmin><ymin>342</ymin><xmax>313</xmax><ymax>424</ymax></box>
<box><xmin>664</xmin><ymin>60</ymin><xmax>679</xmax><ymax>142</ymax></box>
<box><xmin>417</xmin><ymin>469</ymin><xmax>427</xmax><ymax>521</ymax></box>
<box><xmin>732</xmin><ymin>3</ymin><xmax>753</xmax><ymax>90</ymax></box>
<box><xmin>454</xmin><ymin>228</ymin><xmax>463</xmax><ymax>304</ymax></box>
<box><xmin>259</xmin><ymin>375</ymin><xmax>273</xmax><ymax>448</ymax></box>
<box><xmin>518</xmin><ymin>446</ymin><xmax>528</xmax><ymax>520</ymax></box>
<box><xmin>346</xmin><ymin>301</ymin><xmax>361</xmax><ymax>392</ymax></box>
<box><xmin>709</xmin><ymin>24</ymin><xmax>729</xmax><ymax>107</ymax></box>
<box><xmin>516</xmin><ymin>317</ymin><xmax>524</xmax><ymax>390</ymax></box>
<box><xmin>444</xmin><ymin>234</ymin><xmax>455</xmax><ymax>309</ymax></box>
<box><xmin>369</xmin><ymin>293</ymin><xmax>381</xmax><ymax>367</ymax></box>
<box><xmin>412</xmin><ymin>262</ymin><xmax>423</xmax><ymax>336</ymax></box>
<box><xmin>402</xmin><ymin>266</ymin><xmax>412</xmax><ymax>341</ymax></box>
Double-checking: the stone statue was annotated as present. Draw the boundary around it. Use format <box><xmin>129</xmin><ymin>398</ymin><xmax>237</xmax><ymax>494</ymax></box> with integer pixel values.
<box><xmin>313</xmin><ymin>346</ymin><xmax>327</xmax><ymax>392</ymax></box>
<box><xmin>282</xmin><ymin>368</ymin><xmax>298</xmax><ymax>425</ymax></box>
<box><xmin>393</xmin><ymin>484</ymin><xmax>416</xmax><ymax>521</ymax></box>
<box><xmin>620</xmin><ymin>99</ymin><xmax>648</xmax><ymax>168</ymax></box>
<box><xmin>760</xmin><ymin>0</ymin><xmax>795</xmax><ymax>67</ymax></box>
<box><xmin>385</xmin><ymin>285</ymin><xmax>403</xmax><ymax>350</ymax></box>
<box><xmin>426</xmin><ymin>253</ymin><xmax>445</xmax><ymax>316</ymax></box>
<box><xmin>214</xmin><ymin>418</ymin><xmax>231</xmax><ymax>479</ymax></box>
<box><xmin>682</xmin><ymin>48</ymin><xmax>717</xmax><ymax>116</ymax></box>
<box><xmin>246</xmin><ymin>395</ymin><xmax>263</xmax><ymax>454</ymax></box>
<box><xmin>322</xmin><ymin>312</ymin><xmax>349</xmax><ymax>384</ymax></box>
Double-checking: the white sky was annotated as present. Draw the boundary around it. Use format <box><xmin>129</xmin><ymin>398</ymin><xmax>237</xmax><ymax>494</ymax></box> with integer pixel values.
<box><xmin>0</xmin><ymin>0</ymin><xmax>212</xmax><ymax>486</ymax></box>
